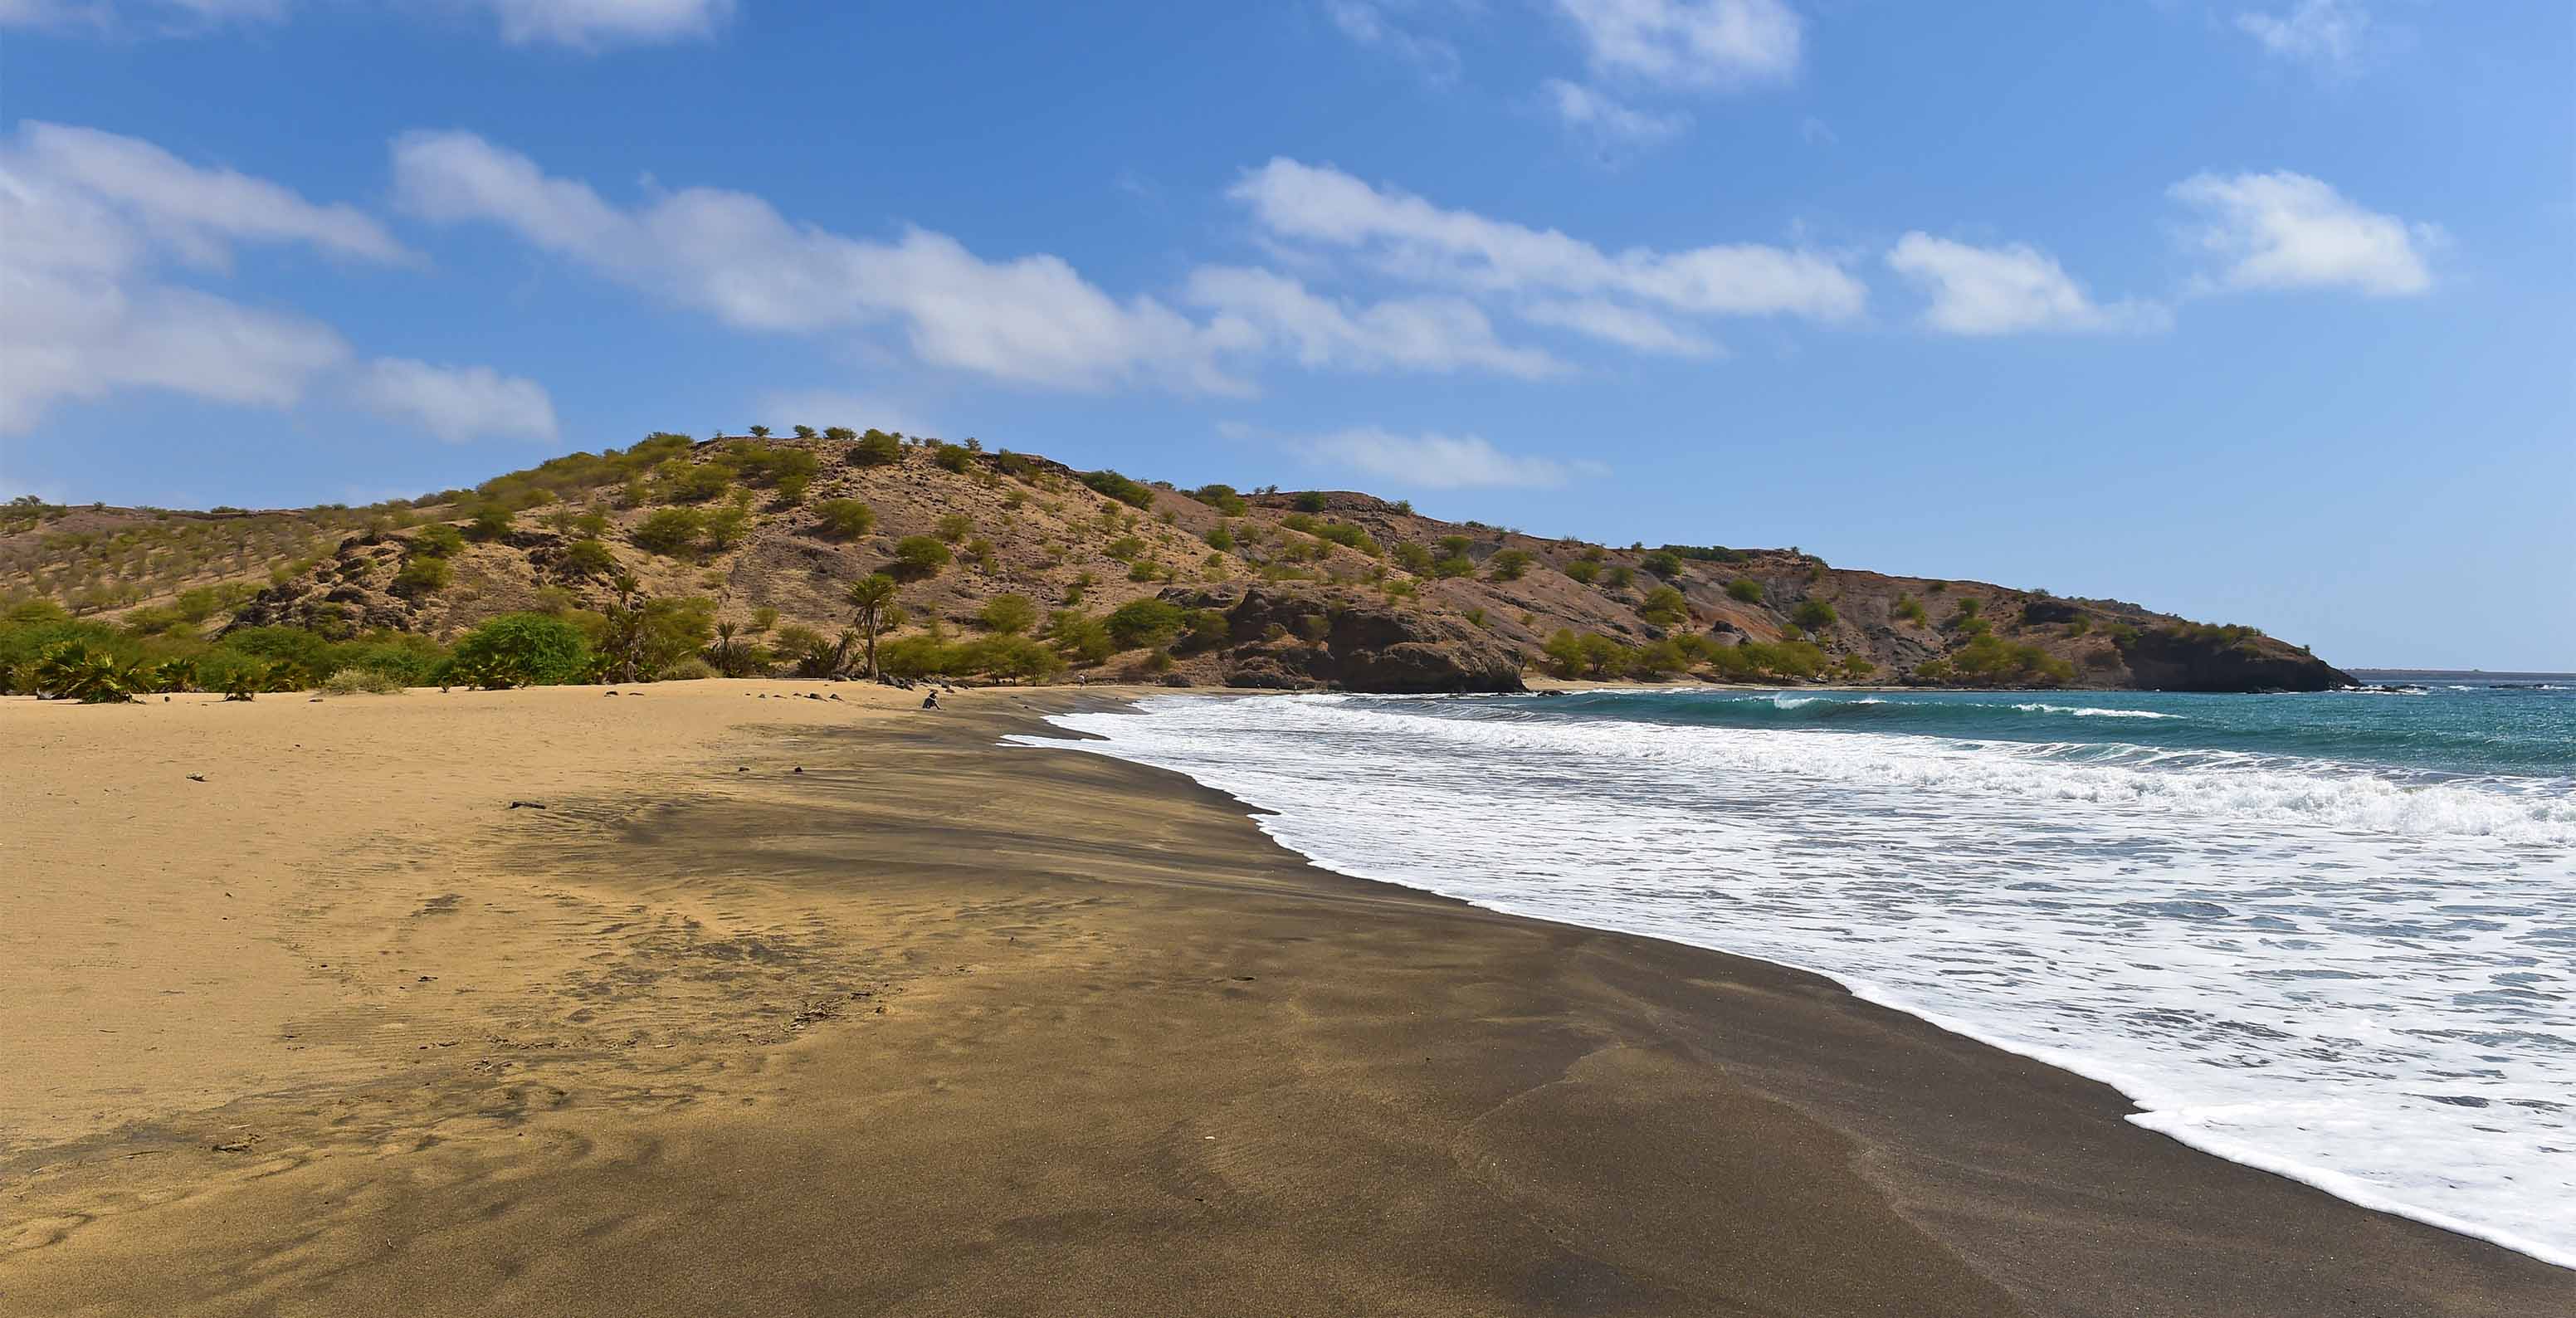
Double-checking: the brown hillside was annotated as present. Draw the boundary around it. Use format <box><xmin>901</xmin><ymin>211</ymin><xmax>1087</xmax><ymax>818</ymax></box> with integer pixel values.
<box><xmin>2</xmin><ymin>434</ymin><xmax>2350</xmax><ymax>693</ymax></box>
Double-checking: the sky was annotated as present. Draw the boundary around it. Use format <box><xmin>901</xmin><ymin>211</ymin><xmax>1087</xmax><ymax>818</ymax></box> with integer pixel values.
<box><xmin>1</xmin><ymin>1</ymin><xmax>2569</xmax><ymax>670</ymax></box>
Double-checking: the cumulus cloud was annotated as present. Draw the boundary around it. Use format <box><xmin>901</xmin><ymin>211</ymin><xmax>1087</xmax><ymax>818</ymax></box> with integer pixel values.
<box><xmin>1186</xmin><ymin>266</ymin><xmax>1564</xmax><ymax>378</ymax></box>
<box><xmin>1542</xmin><ymin>79</ymin><xmax>1689</xmax><ymax>150</ymax></box>
<box><xmin>1554</xmin><ymin>0</ymin><xmax>1802</xmax><ymax>90</ymax></box>
<box><xmin>351</xmin><ymin>358</ymin><xmax>559</xmax><ymax>442</ymax></box>
<box><xmin>1230</xmin><ymin>157</ymin><xmax>1864</xmax><ymax>322</ymax></box>
<box><xmin>393</xmin><ymin>131</ymin><xmax>1568</xmax><ymax>393</ymax></box>
<box><xmin>1885</xmin><ymin>233</ymin><xmax>2169</xmax><ymax>336</ymax></box>
<box><xmin>1307</xmin><ymin>427</ymin><xmax>1604</xmax><ymax>489</ymax></box>
<box><xmin>2169</xmin><ymin>170</ymin><xmax>2437</xmax><ymax>296</ymax></box>
<box><xmin>0</xmin><ymin>120</ymin><xmax>538</xmax><ymax>436</ymax></box>
<box><xmin>2235</xmin><ymin>1</ymin><xmax>2373</xmax><ymax>78</ymax></box>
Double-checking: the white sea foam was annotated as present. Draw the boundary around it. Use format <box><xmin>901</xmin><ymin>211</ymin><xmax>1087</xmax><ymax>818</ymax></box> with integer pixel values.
<box><xmin>1010</xmin><ymin>693</ymin><xmax>2576</xmax><ymax>1269</ymax></box>
<box><xmin>2012</xmin><ymin>702</ymin><xmax>2184</xmax><ymax>719</ymax></box>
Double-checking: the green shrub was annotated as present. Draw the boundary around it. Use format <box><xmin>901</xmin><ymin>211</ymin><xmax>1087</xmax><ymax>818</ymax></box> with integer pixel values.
<box><xmin>412</xmin><ymin>523</ymin><xmax>465</xmax><ymax>557</ymax></box>
<box><xmin>1563</xmin><ymin>558</ymin><xmax>1601</xmax><ymax>584</ymax></box>
<box><xmin>934</xmin><ymin>513</ymin><xmax>973</xmax><ymax>544</ymax></box>
<box><xmin>930</xmin><ymin>442</ymin><xmax>973</xmax><ymax>473</ymax></box>
<box><xmin>1791</xmin><ymin>598</ymin><xmax>1838</xmax><ymax>631</ymax></box>
<box><xmin>1081</xmin><ymin>470</ymin><xmax>1157</xmax><ymax>509</ymax></box>
<box><xmin>1105</xmin><ymin>598</ymin><xmax>1186</xmax><ymax>649</ymax></box>
<box><xmin>1178</xmin><ymin>608</ymin><xmax>1232</xmax><ymax>652</ymax></box>
<box><xmin>632</xmin><ymin>506</ymin><xmax>705</xmax><ymax>556</ymax></box>
<box><xmin>849</xmin><ymin>430</ymin><xmax>903</xmax><ymax>466</ymax></box>
<box><xmin>319</xmin><ymin>667</ymin><xmax>405</xmax><ymax>696</ymax></box>
<box><xmin>889</xmin><ymin>535</ymin><xmax>951</xmax><ymax>579</ymax></box>
<box><xmin>466</xmin><ymin>505</ymin><xmax>515</xmax><ymax>541</ymax></box>
<box><xmin>451</xmin><ymin>613</ymin><xmax>592</xmax><ymax>687</ymax></box>
<box><xmin>1725</xmin><ymin>578</ymin><xmax>1764</xmax><ymax>603</ymax></box>
<box><xmin>389</xmin><ymin>556</ymin><xmax>452</xmax><ymax>598</ymax></box>
<box><xmin>1638</xmin><ymin>585</ymin><xmax>1688</xmax><ymax>626</ymax></box>
<box><xmin>1046</xmin><ymin>611</ymin><xmax>1115</xmax><ymax>664</ymax></box>
<box><xmin>1204</xmin><ymin>525</ymin><xmax>1234</xmax><ymax>551</ymax></box>
<box><xmin>1104</xmin><ymin>536</ymin><xmax>1147</xmax><ymax>561</ymax></box>
<box><xmin>1895</xmin><ymin>594</ymin><xmax>1928</xmax><ymax>625</ymax></box>
<box><xmin>979</xmin><ymin>593</ymin><xmax>1039</xmax><ymax>635</ymax></box>
<box><xmin>1642</xmin><ymin>550</ymin><xmax>1683</xmax><ymax>579</ymax></box>
<box><xmin>1393</xmin><ymin>543</ymin><xmax>1433</xmax><ymax>574</ymax></box>
<box><xmin>656</xmin><ymin>656</ymin><xmax>717</xmax><ymax>681</ymax></box>
<box><xmin>1432</xmin><ymin>555</ymin><xmax>1474</xmax><ymax>579</ymax></box>
<box><xmin>656</xmin><ymin>461</ymin><xmax>734</xmax><ymax>503</ymax></box>
<box><xmin>1487</xmin><ymin>548</ymin><xmax>1533</xmax><ymax>582</ymax></box>
<box><xmin>1190</xmin><ymin>485</ymin><xmax>1249</xmax><ymax>516</ymax></box>
<box><xmin>559</xmin><ymin>539</ymin><xmax>617</xmax><ymax>577</ymax></box>
<box><xmin>1291</xmin><ymin>491</ymin><xmax>1328</xmax><ymax>513</ymax></box>
<box><xmin>814</xmin><ymin>498</ymin><xmax>876</xmax><ymax>539</ymax></box>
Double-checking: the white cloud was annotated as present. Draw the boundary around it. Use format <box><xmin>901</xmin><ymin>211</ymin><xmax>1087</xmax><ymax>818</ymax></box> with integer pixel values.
<box><xmin>1516</xmin><ymin>297</ymin><xmax>1715</xmax><ymax>355</ymax></box>
<box><xmin>393</xmin><ymin>129</ymin><xmax>1251</xmax><ymax>394</ymax></box>
<box><xmin>352</xmin><ymin>358</ymin><xmax>558</xmax><ymax>442</ymax></box>
<box><xmin>0</xmin><ymin>1</ymin><xmax>728</xmax><ymax>46</ymax></box>
<box><xmin>1886</xmin><ymin>233</ymin><xmax>2170</xmax><ymax>336</ymax></box>
<box><xmin>2235</xmin><ymin>1</ymin><xmax>2372</xmax><ymax>77</ymax></box>
<box><xmin>476</xmin><ymin>0</ymin><xmax>734</xmax><ymax>49</ymax></box>
<box><xmin>1323</xmin><ymin>1</ymin><xmax>1462</xmax><ymax>85</ymax></box>
<box><xmin>1307</xmin><ymin>427</ymin><xmax>1603</xmax><ymax>489</ymax></box>
<box><xmin>1230</xmin><ymin>157</ymin><xmax>1864</xmax><ymax>321</ymax></box>
<box><xmin>1554</xmin><ymin>0</ymin><xmax>1801</xmax><ymax>90</ymax></box>
<box><xmin>2169</xmin><ymin>169</ymin><xmax>2437</xmax><ymax>295</ymax></box>
<box><xmin>15</xmin><ymin>120</ymin><xmax>407</xmax><ymax>267</ymax></box>
<box><xmin>1186</xmin><ymin>266</ymin><xmax>1564</xmax><ymax>378</ymax></box>
<box><xmin>1542</xmin><ymin>79</ymin><xmax>1689</xmax><ymax>149</ymax></box>
<box><xmin>0</xmin><ymin>121</ymin><xmax>537</xmax><ymax>436</ymax></box>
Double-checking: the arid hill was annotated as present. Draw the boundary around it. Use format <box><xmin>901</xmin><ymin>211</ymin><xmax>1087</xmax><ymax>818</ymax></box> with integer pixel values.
<box><xmin>2</xmin><ymin>431</ymin><xmax>2351</xmax><ymax>693</ymax></box>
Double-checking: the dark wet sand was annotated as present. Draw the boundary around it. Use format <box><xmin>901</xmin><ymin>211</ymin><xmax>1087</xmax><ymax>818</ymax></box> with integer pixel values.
<box><xmin>3</xmin><ymin>687</ymin><xmax>2566</xmax><ymax>1316</ymax></box>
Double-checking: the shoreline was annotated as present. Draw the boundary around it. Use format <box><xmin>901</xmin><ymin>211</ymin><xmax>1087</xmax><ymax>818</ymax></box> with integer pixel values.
<box><xmin>3</xmin><ymin>681</ymin><xmax>2564</xmax><ymax>1315</ymax></box>
<box><xmin>1032</xmin><ymin>691</ymin><xmax>2574</xmax><ymax>1270</ymax></box>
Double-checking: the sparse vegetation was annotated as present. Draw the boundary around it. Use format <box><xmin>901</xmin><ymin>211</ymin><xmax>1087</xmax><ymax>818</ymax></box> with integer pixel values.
<box><xmin>1725</xmin><ymin>578</ymin><xmax>1764</xmax><ymax>604</ymax></box>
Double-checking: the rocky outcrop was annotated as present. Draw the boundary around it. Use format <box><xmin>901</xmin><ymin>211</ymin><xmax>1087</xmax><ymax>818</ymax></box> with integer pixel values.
<box><xmin>1164</xmin><ymin>585</ymin><xmax>1525</xmax><ymax>694</ymax></box>
<box><xmin>2115</xmin><ymin>628</ymin><xmax>2354</xmax><ymax>692</ymax></box>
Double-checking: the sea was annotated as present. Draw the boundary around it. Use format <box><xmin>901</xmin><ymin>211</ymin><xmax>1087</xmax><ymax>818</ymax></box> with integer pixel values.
<box><xmin>1009</xmin><ymin>672</ymin><xmax>2576</xmax><ymax>1269</ymax></box>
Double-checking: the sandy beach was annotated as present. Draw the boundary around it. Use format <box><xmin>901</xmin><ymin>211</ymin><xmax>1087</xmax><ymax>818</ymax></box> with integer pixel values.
<box><xmin>2</xmin><ymin>681</ymin><xmax>2564</xmax><ymax>1316</ymax></box>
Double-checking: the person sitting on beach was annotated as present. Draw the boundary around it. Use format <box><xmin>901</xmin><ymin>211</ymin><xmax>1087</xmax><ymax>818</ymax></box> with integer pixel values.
<box><xmin>921</xmin><ymin>691</ymin><xmax>939</xmax><ymax>710</ymax></box>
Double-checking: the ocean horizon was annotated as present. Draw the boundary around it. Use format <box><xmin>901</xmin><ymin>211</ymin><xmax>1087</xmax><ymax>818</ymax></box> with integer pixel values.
<box><xmin>1016</xmin><ymin>675</ymin><xmax>2576</xmax><ymax>1270</ymax></box>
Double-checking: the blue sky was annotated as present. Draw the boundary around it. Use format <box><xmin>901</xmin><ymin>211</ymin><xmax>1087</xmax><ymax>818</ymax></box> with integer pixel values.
<box><xmin>2</xmin><ymin>0</ymin><xmax>2569</xmax><ymax>669</ymax></box>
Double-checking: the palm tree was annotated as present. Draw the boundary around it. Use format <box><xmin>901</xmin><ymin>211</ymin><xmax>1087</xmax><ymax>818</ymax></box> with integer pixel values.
<box><xmin>710</xmin><ymin>620</ymin><xmax>744</xmax><ymax>676</ymax></box>
<box><xmin>845</xmin><ymin>573</ymin><xmax>899</xmax><ymax>678</ymax></box>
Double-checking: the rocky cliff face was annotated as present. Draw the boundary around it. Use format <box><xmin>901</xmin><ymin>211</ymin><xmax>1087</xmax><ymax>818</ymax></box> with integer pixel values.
<box><xmin>1162</xmin><ymin>585</ymin><xmax>1525</xmax><ymax>693</ymax></box>
<box><xmin>2115</xmin><ymin>628</ymin><xmax>2353</xmax><ymax>692</ymax></box>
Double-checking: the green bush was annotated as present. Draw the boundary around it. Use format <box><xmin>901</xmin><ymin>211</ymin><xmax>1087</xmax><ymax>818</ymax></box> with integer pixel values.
<box><xmin>889</xmin><ymin>535</ymin><xmax>951</xmax><ymax>579</ymax></box>
<box><xmin>1291</xmin><ymin>491</ymin><xmax>1328</xmax><ymax>513</ymax></box>
<box><xmin>1190</xmin><ymin>485</ymin><xmax>1249</xmax><ymax>516</ymax></box>
<box><xmin>1178</xmin><ymin>608</ymin><xmax>1232</xmax><ymax>652</ymax></box>
<box><xmin>1791</xmin><ymin>598</ymin><xmax>1838</xmax><ymax>631</ymax></box>
<box><xmin>451</xmin><ymin>613</ymin><xmax>592</xmax><ymax>687</ymax></box>
<box><xmin>848</xmin><ymin>430</ymin><xmax>903</xmax><ymax>466</ymax></box>
<box><xmin>1204</xmin><ymin>524</ymin><xmax>1235</xmax><ymax>551</ymax></box>
<box><xmin>390</xmin><ymin>556</ymin><xmax>452</xmax><ymax>598</ymax></box>
<box><xmin>1563</xmin><ymin>557</ymin><xmax>1601</xmax><ymax>584</ymax></box>
<box><xmin>1895</xmin><ymin>594</ymin><xmax>1929</xmax><ymax>625</ymax></box>
<box><xmin>656</xmin><ymin>657</ymin><xmax>717</xmax><ymax>681</ymax></box>
<box><xmin>934</xmin><ymin>513</ymin><xmax>973</xmax><ymax>544</ymax></box>
<box><xmin>1046</xmin><ymin>610</ymin><xmax>1115</xmax><ymax>664</ymax></box>
<box><xmin>412</xmin><ymin>523</ymin><xmax>465</xmax><ymax>557</ymax></box>
<box><xmin>319</xmin><ymin>667</ymin><xmax>405</xmax><ymax>696</ymax></box>
<box><xmin>930</xmin><ymin>442</ymin><xmax>973</xmax><ymax>473</ymax></box>
<box><xmin>979</xmin><ymin>593</ymin><xmax>1039</xmax><ymax>635</ymax></box>
<box><xmin>466</xmin><ymin>505</ymin><xmax>515</xmax><ymax>541</ymax></box>
<box><xmin>1642</xmin><ymin>550</ymin><xmax>1683</xmax><ymax>579</ymax></box>
<box><xmin>1487</xmin><ymin>548</ymin><xmax>1533</xmax><ymax>582</ymax></box>
<box><xmin>814</xmin><ymin>498</ymin><xmax>876</xmax><ymax>539</ymax></box>
<box><xmin>1638</xmin><ymin>585</ymin><xmax>1688</xmax><ymax>626</ymax></box>
<box><xmin>1105</xmin><ymin>598</ymin><xmax>1186</xmax><ymax>649</ymax></box>
<box><xmin>1081</xmin><ymin>470</ymin><xmax>1157</xmax><ymax>509</ymax></box>
<box><xmin>559</xmin><ymin>539</ymin><xmax>617</xmax><ymax>577</ymax></box>
<box><xmin>632</xmin><ymin>506</ymin><xmax>705</xmax><ymax>556</ymax></box>
<box><xmin>1725</xmin><ymin>578</ymin><xmax>1764</xmax><ymax>603</ymax></box>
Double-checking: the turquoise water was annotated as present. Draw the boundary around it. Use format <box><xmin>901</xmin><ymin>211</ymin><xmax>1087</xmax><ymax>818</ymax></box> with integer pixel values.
<box><xmin>1519</xmin><ymin>677</ymin><xmax>2576</xmax><ymax>779</ymax></box>
<box><xmin>1019</xmin><ymin>673</ymin><xmax>2576</xmax><ymax>1266</ymax></box>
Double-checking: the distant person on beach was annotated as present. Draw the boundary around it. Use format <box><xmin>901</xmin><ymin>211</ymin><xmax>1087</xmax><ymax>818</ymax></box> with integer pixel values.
<box><xmin>921</xmin><ymin>691</ymin><xmax>939</xmax><ymax>710</ymax></box>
